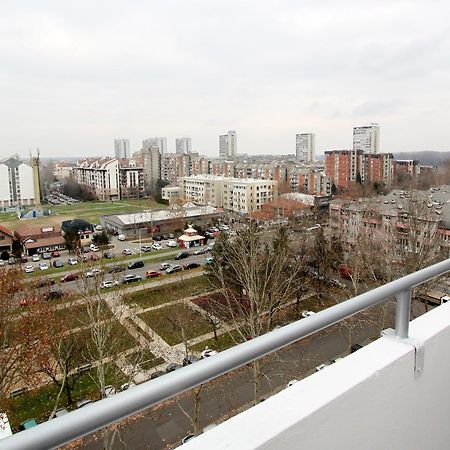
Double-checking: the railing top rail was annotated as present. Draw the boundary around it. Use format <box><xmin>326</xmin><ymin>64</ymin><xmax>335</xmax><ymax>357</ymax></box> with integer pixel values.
<box><xmin>3</xmin><ymin>258</ymin><xmax>450</xmax><ymax>450</ymax></box>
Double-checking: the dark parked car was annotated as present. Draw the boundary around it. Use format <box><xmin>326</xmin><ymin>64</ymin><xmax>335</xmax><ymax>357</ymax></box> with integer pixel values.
<box><xmin>175</xmin><ymin>251</ymin><xmax>190</xmax><ymax>260</ymax></box>
<box><xmin>128</xmin><ymin>260</ymin><xmax>144</xmax><ymax>270</ymax></box>
<box><xmin>122</xmin><ymin>274</ymin><xmax>142</xmax><ymax>284</ymax></box>
<box><xmin>61</xmin><ymin>273</ymin><xmax>79</xmax><ymax>283</ymax></box>
<box><xmin>42</xmin><ymin>252</ymin><xmax>52</xmax><ymax>260</ymax></box>
<box><xmin>109</xmin><ymin>265</ymin><xmax>125</xmax><ymax>274</ymax></box>
<box><xmin>153</xmin><ymin>235</ymin><xmax>162</xmax><ymax>241</ymax></box>
<box><xmin>103</xmin><ymin>251</ymin><xmax>114</xmax><ymax>259</ymax></box>
<box><xmin>183</xmin><ymin>262</ymin><xmax>200</xmax><ymax>270</ymax></box>
<box><xmin>150</xmin><ymin>370</ymin><xmax>165</xmax><ymax>379</ymax></box>
<box><xmin>165</xmin><ymin>363</ymin><xmax>182</xmax><ymax>373</ymax></box>
<box><xmin>162</xmin><ymin>234</ymin><xmax>169</xmax><ymax>240</ymax></box>
<box><xmin>45</xmin><ymin>289</ymin><xmax>65</xmax><ymax>300</ymax></box>
<box><xmin>52</xmin><ymin>259</ymin><xmax>64</xmax><ymax>268</ymax></box>
<box><xmin>182</xmin><ymin>355</ymin><xmax>200</xmax><ymax>366</ymax></box>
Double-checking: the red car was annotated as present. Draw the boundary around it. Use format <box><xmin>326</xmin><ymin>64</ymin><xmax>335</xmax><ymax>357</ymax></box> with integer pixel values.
<box><xmin>338</xmin><ymin>264</ymin><xmax>353</xmax><ymax>280</ymax></box>
<box><xmin>51</xmin><ymin>250</ymin><xmax>60</xmax><ymax>257</ymax></box>
<box><xmin>146</xmin><ymin>270</ymin><xmax>162</xmax><ymax>278</ymax></box>
<box><xmin>61</xmin><ymin>273</ymin><xmax>79</xmax><ymax>283</ymax></box>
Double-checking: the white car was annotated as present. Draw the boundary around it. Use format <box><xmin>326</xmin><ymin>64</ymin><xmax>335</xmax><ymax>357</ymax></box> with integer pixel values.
<box><xmin>160</xmin><ymin>263</ymin><xmax>171</xmax><ymax>270</ymax></box>
<box><xmin>201</xmin><ymin>348</ymin><xmax>218</xmax><ymax>359</ymax></box>
<box><xmin>152</xmin><ymin>243</ymin><xmax>163</xmax><ymax>250</ymax></box>
<box><xmin>39</xmin><ymin>262</ymin><xmax>49</xmax><ymax>271</ymax></box>
<box><xmin>90</xmin><ymin>244</ymin><xmax>99</xmax><ymax>252</ymax></box>
<box><xmin>32</xmin><ymin>254</ymin><xmax>40</xmax><ymax>262</ymax></box>
<box><xmin>219</xmin><ymin>224</ymin><xmax>229</xmax><ymax>231</ymax></box>
<box><xmin>86</xmin><ymin>268</ymin><xmax>102</xmax><ymax>278</ymax></box>
<box><xmin>302</xmin><ymin>310</ymin><xmax>316</xmax><ymax>318</ymax></box>
<box><xmin>101</xmin><ymin>280</ymin><xmax>119</xmax><ymax>289</ymax></box>
<box><xmin>194</xmin><ymin>248</ymin><xmax>209</xmax><ymax>255</ymax></box>
<box><xmin>122</xmin><ymin>249</ymin><xmax>132</xmax><ymax>256</ymax></box>
<box><xmin>117</xmin><ymin>234</ymin><xmax>126</xmax><ymax>241</ymax></box>
<box><xmin>24</xmin><ymin>265</ymin><xmax>34</xmax><ymax>273</ymax></box>
<box><xmin>166</xmin><ymin>240</ymin><xmax>177</xmax><ymax>248</ymax></box>
<box><xmin>68</xmin><ymin>258</ymin><xmax>78</xmax><ymax>265</ymax></box>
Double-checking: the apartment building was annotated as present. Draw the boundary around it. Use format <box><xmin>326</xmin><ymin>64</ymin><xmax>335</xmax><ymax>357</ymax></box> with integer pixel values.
<box><xmin>160</xmin><ymin>153</ymin><xmax>190</xmax><ymax>186</ymax></box>
<box><xmin>114</xmin><ymin>139</ymin><xmax>130</xmax><ymax>158</ymax></box>
<box><xmin>142</xmin><ymin>137</ymin><xmax>167</xmax><ymax>154</ymax></box>
<box><xmin>219</xmin><ymin>131</ymin><xmax>237</xmax><ymax>158</ymax></box>
<box><xmin>288</xmin><ymin>168</ymin><xmax>332</xmax><ymax>195</ymax></box>
<box><xmin>74</xmin><ymin>158</ymin><xmax>144</xmax><ymax>200</ymax></box>
<box><xmin>189</xmin><ymin>153</ymin><xmax>209</xmax><ymax>176</ymax></box>
<box><xmin>179</xmin><ymin>175</ymin><xmax>277</xmax><ymax>214</ymax></box>
<box><xmin>209</xmin><ymin>159</ymin><xmax>235</xmax><ymax>177</ymax></box>
<box><xmin>353</xmin><ymin>124</ymin><xmax>380</xmax><ymax>154</ymax></box>
<box><xmin>363</xmin><ymin>153</ymin><xmax>394</xmax><ymax>186</ymax></box>
<box><xmin>234</xmin><ymin>162</ymin><xmax>288</xmax><ymax>184</ymax></box>
<box><xmin>175</xmin><ymin>137</ymin><xmax>192</xmax><ymax>154</ymax></box>
<box><xmin>0</xmin><ymin>156</ymin><xmax>39</xmax><ymax>207</ymax></box>
<box><xmin>324</xmin><ymin>150</ymin><xmax>364</xmax><ymax>191</ymax></box>
<box><xmin>393</xmin><ymin>160</ymin><xmax>420</xmax><ymax>179</ymax></box>
<box><xmin>142</xmin><ymin>147</ymin><xmax>161</xmax><ymax>192</ymax></box>
<box><xmin>296</xmin><ymin>133</ymin><xmax>315</xmax><ymax>161</ymax></box>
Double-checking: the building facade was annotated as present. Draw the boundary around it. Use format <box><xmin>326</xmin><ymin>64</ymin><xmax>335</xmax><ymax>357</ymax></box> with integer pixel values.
<box><xmin>363</xmin><ymin>153</ymin><xmax>394</xmax><ymax>186</ymax></box>
<box><xmin>114</xmin><ymin>139</ymin><xmax>130</xmax><ymax>158</ymax></box>
<box><xmin>0</xmin><ymin>156</ymin><xmax>39</xmax><ymax>207</ymax></box>
<box><xmin>296</xmin><ymin>133</ymin><xmax>315</xmax><ymax>161</ymax></box>
<box><xmin>142</xmin><ymin>147</ymin><xmax>161</xmax><ymax>193</ymax></box>
<box><xmin>175</xmin><ymin>137</ymin><xmax>192</xmax><ymax>154</ymax></box>
<box><xmin>15</xmin><ymin>224</ymin><xmax>66</xmax><ymax>256</ymax></box>
<box><xmin>324</xmin><ymin>150</ymin><xmax>364</xmax><ymax>191</ymax></box>
<box><xmin>161</xmin><ymin>154</ymin><xmax>190</xmax><ymax>186</ymax></box>
<box><xmin>353</xmin><ymin>124</ymin><xmax>380</xmax><ymax>154</ymax></box>
<box><xmin>179</xmin><ymin>175</ymin><xmax>278</xmax><ymax>214</ymax></box>
<box><xmin>142</xmin><ymin>137</ymin><xmax>167</xmax><ymax>154</ymax></box>
<box><xmin>0</xmin><ymin>225</ymin><xmax>14</xmax><ymax>254</ymax></box>
<box><xmin>219</xmin><ymin>131</ymin><xmax>237</xmax><ymax>158</ymax></box>
<box><xmin>393</xmin><ymin>160</ymin><xmax>420</xmax><ymax>179</ymax></box>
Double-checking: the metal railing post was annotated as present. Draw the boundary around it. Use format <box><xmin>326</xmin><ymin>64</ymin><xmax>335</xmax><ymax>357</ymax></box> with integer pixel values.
<box><xmin>395</xmin><ymin>289</ymin><xmax>411</xmax><ymax>338</ymax></box>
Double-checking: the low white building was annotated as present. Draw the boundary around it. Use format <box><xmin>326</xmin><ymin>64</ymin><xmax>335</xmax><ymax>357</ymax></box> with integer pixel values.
<box><xmin>179</xmin><ymin>175</ymin><xmax>278</xmax><ymax>214</ymax></box>
<box><xmin>161</xmin><ymin>186</ymin><xmax>180</xmax><ymax>202</ymax></box>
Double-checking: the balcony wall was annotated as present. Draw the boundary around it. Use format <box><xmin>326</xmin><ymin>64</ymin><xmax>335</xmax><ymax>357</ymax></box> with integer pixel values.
<box><xmin>186</xmin><ymin>303</ymin><xmax>450</xmax><ymax>449</ymax></box>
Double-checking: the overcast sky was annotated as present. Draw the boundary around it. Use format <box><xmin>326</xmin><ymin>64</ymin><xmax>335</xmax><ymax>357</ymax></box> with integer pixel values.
<box><xmin>1</xmin><ymin>0</ymin><xmax>449</xmax><ymax>159</ymax></box>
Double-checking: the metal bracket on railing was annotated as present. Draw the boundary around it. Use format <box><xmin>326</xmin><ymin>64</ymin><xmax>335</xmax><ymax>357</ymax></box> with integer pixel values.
<box><xmin>381</xmin><ymin>328</ymin><xmax>425</xmax><ymax>378</ymax></box>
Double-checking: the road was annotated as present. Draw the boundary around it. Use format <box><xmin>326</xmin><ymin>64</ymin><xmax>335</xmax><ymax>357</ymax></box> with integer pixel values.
<box><xmin>77</xmin><ymin>300</ymin><xmax>404</xmax><ymax>450</ymax></box>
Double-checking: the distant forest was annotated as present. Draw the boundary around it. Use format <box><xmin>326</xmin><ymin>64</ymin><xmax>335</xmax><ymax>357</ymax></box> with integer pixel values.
<box><xmin>393</xmin><ymin>151</ymin><xmax>450</xmax><ymax>166</ymax></box>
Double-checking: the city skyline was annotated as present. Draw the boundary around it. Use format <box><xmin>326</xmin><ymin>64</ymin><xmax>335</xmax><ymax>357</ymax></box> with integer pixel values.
<box><xmin>1</xmin><ymin>1</ymin><xmax>449</xmax><ymax>158</ymax></box>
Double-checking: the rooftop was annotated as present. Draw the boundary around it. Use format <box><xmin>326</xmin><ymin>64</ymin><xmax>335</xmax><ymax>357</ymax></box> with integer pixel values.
<box><xmin>181</xmin><ymin>174</ymin><xmax>276</xmax><ymax>184</ymax></box>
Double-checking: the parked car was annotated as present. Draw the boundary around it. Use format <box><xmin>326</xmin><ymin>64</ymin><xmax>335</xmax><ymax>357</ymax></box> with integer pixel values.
<box><xmin>120</xmin><ymin>382</ymin><xmax>136</xmax><ymax>391</ymax></box>
<box><xmin>68</xmin><ymin>258</ymin><xmax>79</xmax><ymax>265</ymax></box>
<box><xmin>175</xmin><ymin>251</ymin><xmax>190</xmax><ymax>260</ymax></box>
<box><xmin>141</xmin><ymin>245</ymin><xmax>152</xmax><ymax>253</ymax></box>
<box><xmin>104</xmin><ymin>385</ymin><xmax>116</xmax><ymax>397</ymax></box>
<box><xmin>61</xmin><ymin>273</ymin><xmax>79</xmax><ymax>283</ymax></box>
<box><xmin>42</xmin><ymin>252</ymin><xmax>52</xmax><ymax>260</ymax></box>
<box><xmin>122</xmin><ymin>274</ymin><xmax>142</xmax><ymax>284</ymax></box>
<box><xmin>45</xmin><ymin>289</ymin><xmax>65</xmax><ymax>300</ymax></box>
<box><xmin>19</xmin><ymin>418</ymin><xmax>38</xmax><ymax>430</ymax></box>
<box><xmin>166</xmin><ymin>240</ymin><xmax>178</xmax><ymax>247</ymax></box>
<box><xmin>85</xmin><ymin>268</ymin><xmax>102</xmax><ymax>278</ymax></box>
<box><xmin>168</xmin><ymin>233</ymin><xmax>175</xmax><ymax>239</ymax></box>
<box><xmin>194</xmin><ymin>247</ymin><xmax>209</xmax><ymax>255</ymax></box>
<box><xmin>205</xmin><ymin>257</ymin><xmax>214</xmax><ymax>265</ymax></box>
<box><xmin>181</xmin><ymin>434</ymin><xmax>195</xmax><ymax>445</ymax></box>
<box><xmin>165</xmin><ymin>363</ymin><xmax>182</xmax><ymax>373</ymax></box>
<box><xmin>219</xmin><ymin>224</ymin><xmax>229</xmax><ymax>231</ymax></box>
<box><xmin>153</xmin><ymin>235</ymin><xmax>162</xmax><ymax>241</ymax></box>
<box><xmin>166</xmin><ymin>265</ymin><xmax>182</xmax><ymax>274</ymax></box>
<box><xmin>24</xmin><ymin>265</ymin><xmax>34</xmax><ymax>273</ymax></box>
<box><xmin>146</xmin><ymin>270</ymin><xmax>162</xmax><ymax>278</ymax></box>
<box><xmin>152</xmin><ymin>243</ymin><xmax>163</xmax><ymax>250</ymax></box>
<box><xmin>76</xmin><ymin>399</ymin><xmax>94</xmax><ymax>409</ymax></box>
<box><xmin>160</xmin><ymin>263</ymin><xmax>171</xmax><ymax>270</ymax></box>
<box><xmin>8</xmin><ymin>257</ymin><xmax>16</xmax><ymax>265</ymax></box>
<box><xmin>51</xmin><ymin>250</ymin><xmax>60</xmax><ymax>258</ymax></box>
<box><xmin>32</xmin><ymin>254</ymin><xmax>40</xmax><ymax>262</ymax></box>
<box><xmin>150</xmin><ymin>371</ymin><xmax>165</xmax><ymax>379</ymax></box>
<box><xmin>0</xmin><ymin>260</ymin><xmax>5</xmax><ymax>267</ymax></box>
<box><xmin>35</xmin><ymin>278</ymin><xmax>55</xmax><ymax>288</ymax></box>
<box><xmin>109</xmin><ymin>265</ymin><xmax>125</xmax><ymax>274</ymax></box>
<box><xmin>39</xmin><ymin>262</ymin><xmax>49</xmax><ymax>271</ymax></box>
<box><xmin>122</xmin><ymin>249</ymin><xmax>132</xmax><ymax>256</ymax></box>
<box><xmin>201</xmin><ymin>348</ymin><xmax>218</xmax><ymax>358</ymax></box>
<box><xmin>286</xmin><ymin>379</ymin><xmax>299</xmax><ymax>387</ymax></box>
<box><xmin>183</xmin><ymin>262</ymin><xmax>200</xmax><ymax>270</ymax></box>
<box><xmin>128</xmin><ymin>260</ymin><xmax>144</xmax><ymax>270</ymax></box>
<box><xmin>52</xmin><ymin>259</ymin><xmax>64</xmax><ymax>268</ymax></box>
<box><xmin>101</xmin><ymin>280</ymin><xmax>119</xmax><ymax>289</ymax></box>
<box><xmin>117</xmin><ymin>234</ymin><xmax>126</xmax><ymax>241</ymax></box>
<box><xmin>103</xmin><ymin>251</ymin><xmax>114</xmax><ymax>259</ymax></box>
<box><xmin>182</xmin><ymin>355</ymin><xmax>200</xmax><ymax>366</ymax></box>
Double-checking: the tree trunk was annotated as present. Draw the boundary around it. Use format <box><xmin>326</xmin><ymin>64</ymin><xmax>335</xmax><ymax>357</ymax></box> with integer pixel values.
<box><xmin>252</xmin><ymin>360</ymin><xmax>261</xmax><ymax>405</ymax></box>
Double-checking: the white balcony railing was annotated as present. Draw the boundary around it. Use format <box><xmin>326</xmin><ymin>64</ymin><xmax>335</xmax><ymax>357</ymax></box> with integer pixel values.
<box><xmin>3</xmin><ymin>259</ymin><xmax>450</xmax><ymax>450</ymax></box>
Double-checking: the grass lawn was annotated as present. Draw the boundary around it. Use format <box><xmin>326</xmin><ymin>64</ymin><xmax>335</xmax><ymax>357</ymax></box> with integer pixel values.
<box><xmin>125</xmin><ymin>275</ymin><xmax>213</xmax><ymax>309</ymax></box>
<box><xmin>137</xmin><ymin>349</ymin><xmax>165</xmax><ymax>371</ymax></box>
<box><xmin>139</xmin><ymin>303</ymin><xmax>213</xmax><ymax>346</ymax></box>
<box><xmin>5</xmin><ymin>368</ymin><xmax>125</xmax><ymax>431</ymax></box>
<box><xmin>190</xmin><ymin>330</ymin><xmax>244</xmax><ymax>353</ymax></box>
<box><xmin>0</xmin><ymin>199</ymin><xmax>166</xmax><ymax>231</ymax></box>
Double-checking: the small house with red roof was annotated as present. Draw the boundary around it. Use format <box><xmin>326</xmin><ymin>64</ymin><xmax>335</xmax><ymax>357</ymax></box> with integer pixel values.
<box><xmin>0</xmin><ymin>225</ymin><xmax>14</xmax><ymax>254</ymax></box>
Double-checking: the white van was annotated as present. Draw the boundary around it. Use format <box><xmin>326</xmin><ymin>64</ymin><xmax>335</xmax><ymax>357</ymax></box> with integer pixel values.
<box><xmin>118</xmin><ymin>234</ymin><xmax>126</xmax><ymax>241</ymax></box>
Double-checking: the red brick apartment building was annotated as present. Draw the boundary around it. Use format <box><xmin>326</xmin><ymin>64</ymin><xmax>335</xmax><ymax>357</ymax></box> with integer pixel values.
<box><xmin>325</xmin><ymin>150</ymin><xmax>364</xmax><ymax>190</ymax></box>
